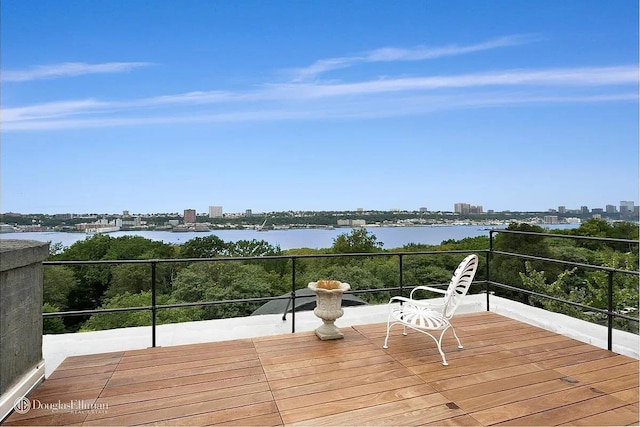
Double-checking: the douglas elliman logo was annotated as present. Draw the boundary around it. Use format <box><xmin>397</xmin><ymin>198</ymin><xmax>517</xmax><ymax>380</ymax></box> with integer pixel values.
<box><xmin>13</xmin><ymin>397</ymin><xmax>108</xmax><ymax>415</ymax></box>
<box><xmin>13</xmin><ymin>397</ymin><xmax>31</xmax><ymax>414</ymax></box>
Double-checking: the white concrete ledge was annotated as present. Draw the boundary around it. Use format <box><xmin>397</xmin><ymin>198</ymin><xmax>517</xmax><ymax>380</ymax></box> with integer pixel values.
<box><xmin>487</xmin><ymin>295</ymin><xmax>639</xmax><ymax>359</ymax></box>
<box><xmin>0</xmin><ymin>361</ymin><xmax>44</xmax><ymax>422</ymax></box>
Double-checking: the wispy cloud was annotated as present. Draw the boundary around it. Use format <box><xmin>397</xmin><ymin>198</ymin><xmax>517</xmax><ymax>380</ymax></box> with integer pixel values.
<box><xmin>2</xmin><ymin>99</ymin><xmax>108</xmax><ymax>122</ymax></box>
<box><xmin>289</xmin><ymin>34</ymin><xmax>539</xmax><ymax>81</ymax></box>
<box><xmin>365</xmin><ymin>34</ymin><xmax>538</xmax><ymax>61</ymax></box>
<box><xmin>3</xmin><ymin>64</ymin><xmax>637</xmax><ymax>132</ymax></box>
<box><xmin>274</xmin><ymin>66</ymin><xmax>639</xmax><ymax>99</ymax></box>
<box><xmin>4</xmin><ymin>91</ymin><xmax>636</xmax><ymax>132</ymax></box>
<box><xmin>2</xmin><ymin>62</ymin><xmax>153</xmax><ymax>82</ymax></box>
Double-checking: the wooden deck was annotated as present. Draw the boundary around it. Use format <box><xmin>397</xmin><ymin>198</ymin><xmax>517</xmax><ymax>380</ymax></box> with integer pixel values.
<box><xmin>4</xmin><ymin>312</ymin><xmax>638</xmax><ymax>426</ymax></box>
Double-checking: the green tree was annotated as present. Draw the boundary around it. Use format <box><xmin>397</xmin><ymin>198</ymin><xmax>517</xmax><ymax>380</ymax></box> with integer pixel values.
<box><xmin>104</xmin><ymin>264</ymin><xmax>151</xmax><ymax>299</ymax></box>
<box><xmin>437</xmin><ymin>235</ymin><xmax>490</xmax><ymax>251</ymax></box>
<box><xmin>518</xmin><ymin>263</ymin><xmax>586</xmax><ymax>318</ymax></box>
<box><xmin>43</xmin><ymin>265</ymin><xmax>77</xmax><ymax>309</ymax></box>
<box><xmin>170</xmin><ymin>263</ymin><xmax>219</xmax><ymax>302</ymax></box>
<box><xmin>179</xmin><ymin>235</ymin><xmax>229</xmax><ymax>258</ymax></box>
<box><xmin>53</xmin><ymin>234</ymin><xmax>112</xmax><ymax>261</ymax></box>
<box><xmin>584</xmin><ymin>251</ymin><xmax>639</xmax><ymax>322</ymax></box>
<box><xmin>297</xmin><ymin>264</ymin><xmax>387</xmax><ymax>303</ymax></box>
<box><xmin>607</xmin><ymin>221</ymin><xmax>639</xmax><ymax>241</ymax></box>
<box><xmin>102</xmin><ymin>235</ymin><xmax>174</xmax><ymax>260</ymax></box>
<box><xmin>566</xmin><ymin>218</ymin><xmax>639</xmax><ymax>253</ymax></box>
<box><xmin>490</xmin><ymin>223</ymin><xmax>561</xmax><ymax>297</ymax></box>
<box><xmin>80</xmin><ymin>291</ymin><xmax>203</xmax><ymax>331</ymax></box>
<box><xmin>104</xmin><ymin>262</ymin><xmax>176</xmax><ymax>298</ymax></box>
<box><xmin>48</xmin><ymin>242</ymin><xmax>66</xmax><ymax>257</ymax></box>
<box><xmin>227</xmin><ymin>239</ymin><xmax>288</xmax><ymax>277</ymax></box>
<box><xmin>170</xmin><ymin>262</ymin><xmax>284</xmax><ymax>319</ymax></box>
<box><xmin>331</xmin><ymin>228</ymin><xmax>383</xmax><ymax>253</ymax></box>
<box><xmin>201</xmin><ymin>263</ymin><xmax>282</xmax><ymax>318</ymax></box>
<box><xmin>49</xmin><ymin>234</ymin><xmax>178</xmax><ymax>330</ymax></box>
<box><xmin>227</xmin><ymin>239</ymin><xmax>281</xmax><ymax>257</ymax></box>
<box><xmin>43</xmin><ymin>303</ymin><xmax>67</xmax><ymax>334</ymax></box>
<box><xmin>571</xmin><ymin>218</ymin><xmax>612</xmax><ymax>239</ymax></box>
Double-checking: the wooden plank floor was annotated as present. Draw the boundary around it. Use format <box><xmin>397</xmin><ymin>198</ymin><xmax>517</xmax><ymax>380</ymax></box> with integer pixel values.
<box><xmin>4</xmin><ymin>312</ymin><xmax>638</xmax><ymax>426</ymax></box>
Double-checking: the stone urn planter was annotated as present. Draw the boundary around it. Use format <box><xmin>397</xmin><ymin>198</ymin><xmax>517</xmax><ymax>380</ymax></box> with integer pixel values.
<box><xmin>308</xmin><ymin>280</ymin><xmax>351</xmax><ymax>340</ymax></box>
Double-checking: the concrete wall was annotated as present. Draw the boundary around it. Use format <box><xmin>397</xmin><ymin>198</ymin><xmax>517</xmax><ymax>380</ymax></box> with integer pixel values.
<box><xmin>0</xmin><ymin>239</ymin><xmax>49</xmax><ymax>419</ymax></box>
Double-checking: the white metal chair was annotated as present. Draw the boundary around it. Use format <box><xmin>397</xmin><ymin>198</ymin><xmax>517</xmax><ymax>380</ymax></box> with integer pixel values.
<box><xmin>383</xmin><ymin>254</ymin><xmax>479</xmax><ymax>365</ymax></box>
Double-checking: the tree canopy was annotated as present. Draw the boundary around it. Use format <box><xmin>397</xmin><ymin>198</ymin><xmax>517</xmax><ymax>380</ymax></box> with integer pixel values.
<box><xmin>42</xmin><ymin>223</ymin><xmax>639</xmax><ymax>335</ymax></box>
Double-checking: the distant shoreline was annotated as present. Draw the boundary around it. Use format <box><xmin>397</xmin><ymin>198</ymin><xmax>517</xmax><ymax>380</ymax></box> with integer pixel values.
<box><xmin>0</xmin><ymin>224</ymin><xmax>581</xmax><ymax>251</ymax></box>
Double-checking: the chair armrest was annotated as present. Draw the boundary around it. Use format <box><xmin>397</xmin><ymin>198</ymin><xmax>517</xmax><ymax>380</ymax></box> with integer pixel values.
<box><xmin>388</xmin><ymin>296</ymin><xmax>412</xmax><ymax>304</ymax></box>
<box><xmin>388</xmin><ymin>296</ymin><xmax>437</xmax><ymax>309</ymax></box>
<box><xmin>410</xmin><ymin>285</ymin><xmax>447</xmax><ymax>299</ymax></box>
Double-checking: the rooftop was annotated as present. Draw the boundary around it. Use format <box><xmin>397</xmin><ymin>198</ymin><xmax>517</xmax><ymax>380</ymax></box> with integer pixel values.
<box><xmin>4</xmin><ymin>309</ymin><xmax>639</xmax><ymax>426</ymax></box>
<box><xmin>39</xmin><ymin>295</ymin><xmax>640</xmax><ymax>379</ymax></box>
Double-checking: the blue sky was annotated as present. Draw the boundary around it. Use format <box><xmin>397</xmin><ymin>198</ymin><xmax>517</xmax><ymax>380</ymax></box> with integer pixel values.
<box><xmin>1</xmin><ymin>0</ymin><xmax>638</xmax><ymax>215</ymax></box>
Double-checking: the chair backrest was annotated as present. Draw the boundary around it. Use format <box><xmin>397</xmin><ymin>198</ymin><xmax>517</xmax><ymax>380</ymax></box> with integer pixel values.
<box><xmin>442</xmin><ymin>254</ymin><xmax>478</xmax><ymax>319</ymax></box>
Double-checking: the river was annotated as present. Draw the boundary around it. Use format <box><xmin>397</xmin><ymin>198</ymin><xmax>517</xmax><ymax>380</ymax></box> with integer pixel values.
<box><xmin>0</xmin><ymin>224</ymin><xmax>580</xmax><ymax>251</ymax></box>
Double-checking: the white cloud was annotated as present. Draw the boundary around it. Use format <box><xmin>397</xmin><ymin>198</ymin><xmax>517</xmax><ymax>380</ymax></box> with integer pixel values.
<box><xmin>2</xmin><ymin>62</ymin><xmax>154</xmax><ymax>82</ymax></box>
<box><xmin>2</xmin><ymin>109</ymin><xmax>314</xmax><ymax>131</ymax></box>
<box><xmin>2</xmin><ymin>99</ymin><xmax>107</xmax><ymax>122</ymax></box>
<box><xmin>268</xmin><ymin>66</ymin><xmax>639</xmax><ymax>99</ymax></box>
<box><xmin>132</xmin><ymin>91</ymin><xmax>239</xmax><ymax>106</ymax></box>
<box><xmin>290</xmin><ymin>57</ymin><xmax>359</xmax><ymax>82</ymax></box>
<box><xmin>289</xmin><ymin>34</ymin><xmax>539</xmax><ymax>81</ymax></box>
<box><xmin>365</xmin><ymin>35</ymin><xmax>538</xmax><ymax>62</ymax></box>
<box><xmin>3</xmin><ymin>91</ymin><xmax>636</xmax><ymax>132</ymax></box>
<box><xmin>2</xmin><ymin>60</ymin><xmax>637</xmax><ymax>132</ymax></box>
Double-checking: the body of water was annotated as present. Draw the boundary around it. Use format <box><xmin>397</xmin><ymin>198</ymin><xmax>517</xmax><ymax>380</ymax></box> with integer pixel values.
<box><xmin>0</xmin><ymin>224</ymin><xmax>580</xmax><ymax>251</ymax></box>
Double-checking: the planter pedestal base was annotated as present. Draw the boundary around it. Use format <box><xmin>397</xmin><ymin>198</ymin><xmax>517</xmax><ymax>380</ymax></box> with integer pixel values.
<box><xmin>314</xmin><ymin>320</ymin><xmax>344</xmax><ymax>340</ymax></box>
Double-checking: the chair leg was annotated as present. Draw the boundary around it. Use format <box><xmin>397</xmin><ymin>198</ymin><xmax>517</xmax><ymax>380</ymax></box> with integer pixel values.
<box><xmin>383</xmin><ymin>319</ymin><xmax>393</xmax><ymax>349</ymax></box>
<box><xmin>451</xmin><ymin>325</ymin><xmax>463</xmax><ymax>349</ymax></box>
<box><xmin>383</xmin><ymin>330</ymin><xmax>390</xmax><ymax>349</ymax></box>
<box><xmin>436</xmin><ymin>331</ymin><xmax>448</xmax><ymax>366</ymax></box>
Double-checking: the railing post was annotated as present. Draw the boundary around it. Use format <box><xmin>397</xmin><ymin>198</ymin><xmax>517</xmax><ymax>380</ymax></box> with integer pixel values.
<box><xmin>485</xmin><ymin>250</ymin><xmax>491</xmax><ymax>311</ymax></box>
<box><xmin>487</xmin><ymin>232</ymin><xmax>495</xmax><ymax>311</ymax></box>
<box><xmin>398</xmin><ymin>254</ymin><xmax>404</xmax><ymax>297</ymax></box>
<box><xmin>291</xmin><ymin>257</ymin><xmax>296</xmax><ymax>333</ymax></box>
<box><xmin>607</xmin><ymin>270</ymin><xmax>614</xmax><ymax>351</ymax></box>
<box><xmin>151</xmin><ymin>261</ymin><xmax>157</xmax><ymax>348</ymax></box>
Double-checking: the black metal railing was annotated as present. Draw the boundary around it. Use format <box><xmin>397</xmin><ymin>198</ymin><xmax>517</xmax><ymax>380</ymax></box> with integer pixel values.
<box><xmin>487</xmin><ymin>229</ymin><xmax>639</xmax><ymax>351</ymax></box>
<box><xmin>42</xmin><ymin>231</ymin><xmax>639</xmax><ymax>352</ymax></box>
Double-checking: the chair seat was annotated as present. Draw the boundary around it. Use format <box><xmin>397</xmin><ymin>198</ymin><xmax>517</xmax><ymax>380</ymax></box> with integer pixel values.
<box><xmin>389</xmin><ymin>303</ymin><xmax>449</xmax><ymax>330</ymax></box>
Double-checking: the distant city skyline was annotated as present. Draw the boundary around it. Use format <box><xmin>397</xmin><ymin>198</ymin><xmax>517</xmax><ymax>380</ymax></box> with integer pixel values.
<box><xmin>2</xmin><ymin>199</ymin><xmax>637</xmax><ymax>217</ymax></box>
<box><xmin>1</xmin><ymin>1</ymin><xmax>638</xmax><ymax>214</ymax></box>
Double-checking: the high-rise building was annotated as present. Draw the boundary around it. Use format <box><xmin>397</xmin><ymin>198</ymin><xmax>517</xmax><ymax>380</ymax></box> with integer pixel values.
<box><xmin>580</xmin><ymin>206</ymin><xmax>589</xmax><ymax>214</ymax></box>
<box><xmin>454</xmin><ymin>203</ymin><xmax>482</xmax><ymax>214</ymax></box>
<box><xmin>209</xmin><ymin>206</ymin><xmax>223</xmax><ymax>218</ymax></box>
<box><xmin>184</xmin><ymin>209</ymin><xmax>196</xmax><ymax>224</ymax></box>
<box><xmin>620</xmin><ymin>201</ymin><xmax>634</xmax><ymax>214</ymax></box>
<box><xmin>454</xmin><ymin>203</ymin><xmax>470</xmax><ymax>215</ymax></box>
<box><xmin>558</xmin><ymin>206</ymin><xmax>566</xmax><ymax>214</ymax></box>
<box><xmin>605</xmin><ymin>205</ymin><xmax>617</xmax><ymax>213</ymax></box>
<box><xmin>469</xmin><ymin>205</ymin><xmax>483</xmax><ymax>214</ymax></box>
